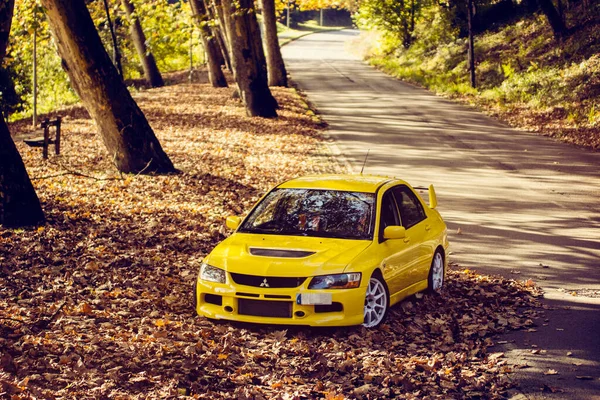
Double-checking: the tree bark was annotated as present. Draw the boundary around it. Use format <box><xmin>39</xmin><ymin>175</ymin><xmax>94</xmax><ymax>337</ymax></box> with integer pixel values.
<box><xmin>101</xmin><ymin>0</ymin><xmax>123</xmax><ymax>77</ymax></box>
<box><xmin>120</xmin><ymin>0</ymin><xmax>164</xmax><ymax>87</ymax></box>
<box><xmin>213</xmin><ymin>26</ymin><xmax>231</xmax><ymax>71</ymax></box>
<box><xmin>189</xmin><ymin>0</ymin><xmax>227</xmax><ymax>87</ymax></box>
<box><xmin>220</xmin><ymin>0</ymin><xmax>278</xmax><ymax>117</ymax></box>
<box><xmin>538</xmin><ymin>0</ymin><xmax>567</xmax><ymax>38</ymax></box>
<box><xmin>467</xmin><ymin>0</ymin><xmax>476</xmax><ymax>88</ymax></box>
<box><xmin>0</xmin><ymin>0</ymin><xmax>45</xmax><ymax>227</ymax></box>
<box><xmin>0</xmin><ymin>0</ymin><xmax>14</xmax><ymax>59</ymax></box>
<box><xmin>41</xmin><ymin>0</ymin><xmax>176</xmax><ymax>174</ymax></box>
<box><xmin>210</xmin><ymin>0</ymin><xmax>233</xmax><ymax>71</ymax></box>
<box><xmin>260</xmin><ymin>0</ymin><xmax>288</xmax><ymax>87</ymax></box>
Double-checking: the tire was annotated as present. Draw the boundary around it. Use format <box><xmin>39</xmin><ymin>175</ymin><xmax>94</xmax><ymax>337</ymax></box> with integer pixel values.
<box><xmin>362</xmin><ymin>273</ymin><xmax>389</xmax><ymax>328</ymax></box>
<box><xmin>427</xmin><ymin>250</ymin><xmax>445</xmax><ymax>294</ymax></box>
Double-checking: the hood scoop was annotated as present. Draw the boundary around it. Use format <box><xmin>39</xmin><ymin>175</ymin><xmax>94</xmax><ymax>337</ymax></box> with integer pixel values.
<box><xmin>249</xmin><ymin>248</ymin><xmax>316</xmax><ymax>258</ymax></box>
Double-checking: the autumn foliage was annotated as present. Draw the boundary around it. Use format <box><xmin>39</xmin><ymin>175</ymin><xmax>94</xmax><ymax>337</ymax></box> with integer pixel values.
<box><xmin>1</xmin><ymin>73</ymin><xmax>541</xmax><ymax>398</ymax></box>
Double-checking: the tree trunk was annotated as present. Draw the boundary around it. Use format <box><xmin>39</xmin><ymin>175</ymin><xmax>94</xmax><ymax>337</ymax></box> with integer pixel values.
<box><xmin>41</xmin><ymin>0</ymin><xmax>176</xmax><ymax>174</ymax></box>
<box><xmin>220</xmin><ymin>0</ymin><xmax>278</xmax><ymax>117</ymax></box>
<box><xmin>0</xmin><ymin>118</ymin><xmax>45</xmax><ymax>227</ymax></box>
<box><xmin>260</xmin><ymin>0</ymin><xmax>287</xmax><ymax>87</ymax></box>
<box><xmin>0</xmin><ymin>0</ymin><xmax>45</xmax><ymax>227</ymax></box>
<box><xmin>189</xmin><ymin>0</ymin><xmax>227</xmax><ymax>87</ymax></box>
<box><xmin>0</xmin><ymin>0</ymin><xmax>14</xmax><ymax>59</ymax></box>
<box><xmin>101</xmin><ymin>0</ymin><xmax>123</xmax><ymax>77</ymax></box>
<box><xmin>538</xmin><ymin>0</ymin><xmax>567</xmax><ymax>38</ymax></box>
<box><xmin>210</xmin><ymin>0</ymin><xmax>233</xmax><ymax>71</ymax></box>
<box><xmin>467</xmin><ymin>0</ymin><xmax>476</xmax><ymax>88</ymax></box>
<box><xmin>213</xmin><ymin>27</ymin><xmax>231</xmax><ymax>71</ymax></box>
<box><xmin>120</xmin><ymin>0</ymin><xmax>164</xmax><ymax>87</ymax></box>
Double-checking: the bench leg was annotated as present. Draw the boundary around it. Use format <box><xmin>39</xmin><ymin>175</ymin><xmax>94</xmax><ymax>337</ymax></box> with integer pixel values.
<box><xmin>43</xmin><ymin>122</ymin><xmax>49</xmax><ymax>160</ymax></box>
<box><xmin>55</xmin><ymin>119</ymin><xmax>61</xmax><ymax>155</ymax></box>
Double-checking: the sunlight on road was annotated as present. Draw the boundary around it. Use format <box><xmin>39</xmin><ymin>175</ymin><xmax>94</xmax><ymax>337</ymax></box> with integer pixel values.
<box><xmin>283</xmin><ymin>31</ymin><xmax>600</xmax><ymax>292</ymax></box>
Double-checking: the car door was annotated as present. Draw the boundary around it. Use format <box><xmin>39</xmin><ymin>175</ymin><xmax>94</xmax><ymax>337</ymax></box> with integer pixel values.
<box><xmin>378</xmin><ymin>189</ymin><xmax>421</xmax><ymax>299</ymax></box>
<box><xmin>392</xmin><ymin>185</ymin><xmax>430</xmax><ymax>285</ymax></box>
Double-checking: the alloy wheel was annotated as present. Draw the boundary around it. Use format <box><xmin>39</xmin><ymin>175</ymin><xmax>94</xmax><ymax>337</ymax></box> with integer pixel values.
<box><xmin>363</xmin><ymin>276</ymin><xmax>388</xmax><ymax>328</ymax></box>
<box><xmin>430</xmin><ymin>252</ymin><xmax>444</xmax><ymax>292</ymax></box>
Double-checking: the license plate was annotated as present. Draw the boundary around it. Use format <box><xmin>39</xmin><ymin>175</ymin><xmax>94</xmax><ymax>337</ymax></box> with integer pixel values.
<box><xmin>296</xmin><ymin>293</ymin><xmax>332</xmax><ymax>305</ymax></box>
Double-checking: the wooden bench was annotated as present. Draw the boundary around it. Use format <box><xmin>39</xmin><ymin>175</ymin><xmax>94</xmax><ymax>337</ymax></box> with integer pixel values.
<box><xmin>23</xmin><ymin>117</ymin><xmax>62</xmax><ymax>159</ymax></box>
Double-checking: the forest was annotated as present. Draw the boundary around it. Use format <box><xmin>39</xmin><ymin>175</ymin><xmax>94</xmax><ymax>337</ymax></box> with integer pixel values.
<box><xmin>0</xmin><ymin>0</ymin><xmax>597</xmax><ymax>397</ymax></box>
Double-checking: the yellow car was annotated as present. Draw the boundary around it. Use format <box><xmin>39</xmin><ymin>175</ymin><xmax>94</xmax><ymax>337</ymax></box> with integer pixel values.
<box><xmin>194</xmin><ymin>174</ymin><xmax>449</xmax><ymax>328</ymax></box>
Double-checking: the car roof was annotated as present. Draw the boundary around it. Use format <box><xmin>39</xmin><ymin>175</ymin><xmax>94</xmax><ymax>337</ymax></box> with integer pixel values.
<box><xmin>277</xmin><ymin>174</ymin><xmax>405</xmax><ymax>193</ymax></box>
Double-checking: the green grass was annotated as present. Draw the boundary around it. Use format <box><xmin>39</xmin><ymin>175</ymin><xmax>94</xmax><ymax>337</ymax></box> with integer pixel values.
<box><xmin>361</xmin><ymin>7</ymin><xmax>600</xmax><ymax>143</ymax></box>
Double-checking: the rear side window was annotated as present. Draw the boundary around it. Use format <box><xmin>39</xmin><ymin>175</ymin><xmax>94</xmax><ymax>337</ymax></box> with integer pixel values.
<box><xmin>393</xmin><ymin>186</ymin><xmax>426</xmax><ymax>229</ymax></box>
<box><xmin>379</xmin><ymin>191</ymin><xmax>400</xmax><ymax>236</ymax></box>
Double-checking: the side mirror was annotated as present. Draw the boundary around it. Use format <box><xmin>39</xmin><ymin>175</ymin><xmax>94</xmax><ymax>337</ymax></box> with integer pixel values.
<box><xmin>383</xmin><ymin>226</ymin><xmax>406</xmax><ymax>240</ymax></box>
<box><xmin>428</xmin><ymin>184</ymin><xmax>438</xmax><ymax>209</ymax></box>
<box><xmin>226</xmin><ymin>216</ymin><xmax>241</xmax><ymax>230</ymax></box>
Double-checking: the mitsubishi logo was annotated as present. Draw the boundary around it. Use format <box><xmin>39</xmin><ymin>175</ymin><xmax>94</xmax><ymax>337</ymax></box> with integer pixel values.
<box><xmin>260</xmin><ymin>278</ymin><xmax>270</xmax><ymax>288</ymax></box>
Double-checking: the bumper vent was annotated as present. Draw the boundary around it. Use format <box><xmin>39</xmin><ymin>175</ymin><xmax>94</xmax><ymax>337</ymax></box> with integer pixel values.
<box><xmin>230</xmin><ymin>272</ymin><xmax>306</xmax><ymax>288</ymax></box>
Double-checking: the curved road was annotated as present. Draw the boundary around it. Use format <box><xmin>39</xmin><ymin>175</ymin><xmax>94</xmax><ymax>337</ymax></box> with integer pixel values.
<box><xmin>282</xmin><ymin>30</ymin><xmax>600</xmax><ymax>398</ymax></box>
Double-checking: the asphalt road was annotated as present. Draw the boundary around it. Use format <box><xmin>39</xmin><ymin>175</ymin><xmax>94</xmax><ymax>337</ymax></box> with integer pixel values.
<box><xmin>282</xmin><ymin>29</ymin><xmax>600</xmax><ymax>399</ymax></box>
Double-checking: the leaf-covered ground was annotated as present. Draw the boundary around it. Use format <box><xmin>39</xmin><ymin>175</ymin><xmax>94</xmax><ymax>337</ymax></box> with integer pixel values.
<box><xmin>2</xmin><ymin>72</ymin><xmax>541</xmax><ymax>398</ymax></box>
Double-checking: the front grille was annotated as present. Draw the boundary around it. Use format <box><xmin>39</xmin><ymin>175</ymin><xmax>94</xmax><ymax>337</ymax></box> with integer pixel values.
<box><xmin>230</xmin><ymin>272</ymin><xmax>306</xmax><ymax>288</ymax></box>
<box><xmin>238</xmin><ymin>299</ymin><xmax>292</xmax><ymax>318</ymax></box>
<box><xmin>236</xmin><ymin>292</ymin><xmax>260</xmax><ymax>298</ymax></box>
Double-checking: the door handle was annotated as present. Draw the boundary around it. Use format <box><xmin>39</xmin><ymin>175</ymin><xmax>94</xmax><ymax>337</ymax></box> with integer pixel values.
<box><xmin>425</xmin><ymin>224</ymin><xmax>431</xmax><ymax>231</ymax></box>
<box><xmin>403</xmin><ymin>238</ymin><xmax>410</xmax><ymax>243</ymax></box>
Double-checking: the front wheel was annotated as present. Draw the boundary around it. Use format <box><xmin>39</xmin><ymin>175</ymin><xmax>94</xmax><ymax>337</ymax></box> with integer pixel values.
<box><xmin>427</xmin><ymin>251</ymin><xmax>445</xmax><ymax>293</ymax></box>
<box><xmin>362</xmin><ymin>274</ymin><xmax>389</xmax><ymax>328</ymax></box>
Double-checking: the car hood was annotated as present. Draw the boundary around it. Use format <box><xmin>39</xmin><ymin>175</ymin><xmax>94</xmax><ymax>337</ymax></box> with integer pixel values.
<box><xmin>206</xmin><ymin>233</ymin><xmax>371</xmax><ymax>277</ymax></box>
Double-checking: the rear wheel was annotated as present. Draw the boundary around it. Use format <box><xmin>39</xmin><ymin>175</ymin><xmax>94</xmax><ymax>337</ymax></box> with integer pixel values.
<box><xmin>427</xmin><ymin>251</ymin><xmax>445</xmax><ymax>293</ymax></box>
<box><xmin>362</xmin><ymin>274</ymin><xmax>388</xmax><ymax>328</ymax></box>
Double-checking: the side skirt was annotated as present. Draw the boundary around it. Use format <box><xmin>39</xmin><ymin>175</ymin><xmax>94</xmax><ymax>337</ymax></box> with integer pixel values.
<box><xmin>389</xmin><ymin>280</ymin><xmax>428</xmax><ymax>307</ymax></box>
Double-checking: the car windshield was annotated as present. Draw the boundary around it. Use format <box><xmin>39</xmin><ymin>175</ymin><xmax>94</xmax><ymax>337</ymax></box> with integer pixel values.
<box><xmin>239</xmin><ymin>189</ymin><xmax>375</xmax><ymax>240</ymax></box>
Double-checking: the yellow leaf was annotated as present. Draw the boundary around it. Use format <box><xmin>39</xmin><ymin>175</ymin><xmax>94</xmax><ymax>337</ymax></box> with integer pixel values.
<box><xmin>154</xmin><ymin>319</ymin><xmax>168</xmax><ymax>327</ymax></box>
<box><xmin>218</xmin><ymin>353</ymin><xmax>229</xmax><ymax>360</ymax></box>
<box><xmin>78</xmin><ymin>303</ymin><xmax>93</xmax><ymax>314</ymax></box>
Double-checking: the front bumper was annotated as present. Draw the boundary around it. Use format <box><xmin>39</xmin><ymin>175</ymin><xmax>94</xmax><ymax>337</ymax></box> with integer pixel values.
<box><xmin>195</xmin><ymin>278</ymin><xmax>366</xmax><ymax>327</ymax></box>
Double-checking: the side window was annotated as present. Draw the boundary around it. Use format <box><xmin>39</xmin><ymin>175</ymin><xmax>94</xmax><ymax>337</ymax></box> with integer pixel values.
<box><xmin>379</xmin><ymin>191</ymin><xmax>400</xmax><ymax>236</ymax></box>
<box><xmin>393</xmin><ymin>186</ymin><xmax>426</xmax><ymax>229</ymax></box>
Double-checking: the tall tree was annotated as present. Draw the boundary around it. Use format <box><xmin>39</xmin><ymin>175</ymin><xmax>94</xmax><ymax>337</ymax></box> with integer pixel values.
<box><xmin>189</xmin><ymin>0</ymin><xmax>227</xmax><ymax>87</ymax></box>
<box><xmin>220</xmin><ymin>0</ymin><xmax>278</xmax><ymax>117</ymax></box>
<box><xmin>41</xmin><ymin>0</ymin><xmax>176</xmax><ymax>174</ymax></box>
<box><xmin>538</xmin><ymin>0</ymin><xmax>567</xmax><ymax>38</ymax></box>
<box><xmin>120</xmin><ymin>0</ymin><xmax>164</xmax><ymax>87</ymax></box>
<box><xmin>0</xmin><ymin>0</ymin><xmax>45</xmax><ymax>227</ymax></box>
<box><xmin>260</xmin><ymin>0</ymin><xmax>288</xmax><ymax>87</ymax></box>
<box><xmin>102</xmin><ymin>0</ymin><xmax>123</xmax><ymax>76</ymax></box>
<box><xmin>467</xmin><ymin>0</ymin><xmax>476</xmax><ymax>88</ymax></box>
<box><xmin>210</xmin><ymin>0</ymin><xmax>232</xmax><ymax>71</ymax></box>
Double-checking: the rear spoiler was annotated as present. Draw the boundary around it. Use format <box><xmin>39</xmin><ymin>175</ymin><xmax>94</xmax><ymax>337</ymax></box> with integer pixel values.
<box><xmin>412</xmin><ymin>185</ymin><xmax>438</xmax><ymax>209</ymax></box>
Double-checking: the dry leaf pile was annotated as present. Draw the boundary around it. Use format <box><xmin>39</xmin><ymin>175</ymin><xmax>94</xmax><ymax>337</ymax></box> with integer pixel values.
<box><xmin>2</xmin><ymin>75</ymin><xmax>541</xmax><ymax>398</ymax></box>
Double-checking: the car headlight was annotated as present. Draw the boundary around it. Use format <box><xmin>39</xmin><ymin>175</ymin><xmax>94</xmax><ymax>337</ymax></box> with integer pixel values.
<box><xmin>200</xmin><ymin>263</ymin><xmax>226</xmax><ymax>284</ymax></box>
<box><xmin>308</xmin><ymin>273</ymin><xmax>361</xmax><ymax>289</ymax></box>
